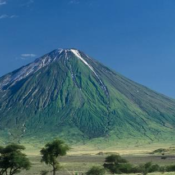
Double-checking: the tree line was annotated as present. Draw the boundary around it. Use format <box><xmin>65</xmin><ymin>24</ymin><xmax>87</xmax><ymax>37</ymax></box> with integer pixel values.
<box><xmin>0</xmin><ymin>139</ymin><xmax>175</xmax><ymax>175</ymax></box>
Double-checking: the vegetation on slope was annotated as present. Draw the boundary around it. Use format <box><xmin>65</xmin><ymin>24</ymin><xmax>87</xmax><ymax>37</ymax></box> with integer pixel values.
<box><xmin>0</xmin><ymin>49</ymin><xmax>175</xmax><ymax>145</ymax></box>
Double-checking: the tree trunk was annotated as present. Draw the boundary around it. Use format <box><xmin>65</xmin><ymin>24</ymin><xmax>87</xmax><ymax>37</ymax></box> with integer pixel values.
<box><xmin>52</xmin><ymin>166</ymin><xmax>56</xmax><ymax>175</ymax></box>
<box><xmin>53</xmin><ymin>169</ymin><xmax>56</xmax><ymax>175</ymax></box>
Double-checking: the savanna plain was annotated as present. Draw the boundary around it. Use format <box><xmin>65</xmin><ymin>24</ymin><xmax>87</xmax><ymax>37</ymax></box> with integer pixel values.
<box><xmin>18</xmin><ymin>143</ymin><xmax>175</xmax><ymax>175</ymax></box>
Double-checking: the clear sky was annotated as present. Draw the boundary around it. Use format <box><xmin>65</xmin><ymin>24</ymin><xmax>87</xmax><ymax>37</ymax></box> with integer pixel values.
<box><xmin>0</xmin><ymin>0</ymin><xmax>175</xmax><ymax>98</ymax></box>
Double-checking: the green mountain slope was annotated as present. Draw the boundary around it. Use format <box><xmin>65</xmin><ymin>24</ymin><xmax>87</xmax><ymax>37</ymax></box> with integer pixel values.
<box><xmin>0</xmin><ymin>49</ymin><xmax>175</xmax><ymax>146</ymax></box>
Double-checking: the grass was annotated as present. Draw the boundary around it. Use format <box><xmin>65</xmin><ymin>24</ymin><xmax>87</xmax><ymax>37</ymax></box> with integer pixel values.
<box><xmin>21</xmin><ymin>136</ymin><xmax>175</xmax><ymax>155</ymax></box>
<box><xmin>18</xmin><ymin>154</ymin><xmax>175</xmax><ymax>175</ymax></box>
<box><xmin>17</xmin><ymin>145</ymin><xmax>175</xmax><ymax>175</ymax></box>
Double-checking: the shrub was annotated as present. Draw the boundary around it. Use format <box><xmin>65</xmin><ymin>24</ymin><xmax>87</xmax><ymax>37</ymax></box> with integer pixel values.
<box><xmin>166</xmin><ymin>165</ymin><xmax>175</xmax><ymax>172</ymax></box>
<box><xmin>40</xmin><ymin>170</ymin><xmax>49</xmax><ymax>175</ymax></box>
<box><xmin>103</xmin><ymin>154</ymin><xmax>134</xmax><ymax>174</ymax></box>
<box><xmin>86</xmin><ymin>166</ymin><xmax>105</xmax><ymax>175</ymax></box>
<box><xmin>161</xmin><ymin>156</ymin><xmax>167</xmax><ymax>159</ymax></box>
<box><xmin>138</xmin><ymin>162</ymin><xmax>160</xmax><ymax>175</ymax></box>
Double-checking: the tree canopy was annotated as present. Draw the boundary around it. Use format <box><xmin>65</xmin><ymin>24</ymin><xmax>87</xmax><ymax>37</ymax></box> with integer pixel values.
<box><xmin>103</xmin><ymin>154</ymin><xmax>132</xmax><ymax>174</ymax></box>
<box><xmin>40</xmin><ymin>139</ymin><xmax>70</xmax><ymax>175</ymax></box>
<box><xmin>0</xmin><ymin>144</ymin><xmax>31</xmax><ymax>175</ymax></box>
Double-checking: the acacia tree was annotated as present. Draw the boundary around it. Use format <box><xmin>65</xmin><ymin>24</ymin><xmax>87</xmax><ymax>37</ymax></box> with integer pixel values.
<box><xmin>40</xmin><ymin>139</ymin><xmax>70</xmax><ymax>175</ymax></box>
<box><xmin>0</xmin><ymin>144</ymin><xmax>31</xmax><ymax>175</ymax></box>
<box><xmin>103</xmin><ymin>154</ymin><xmax>130</xmax><ymax>174</ymax></box>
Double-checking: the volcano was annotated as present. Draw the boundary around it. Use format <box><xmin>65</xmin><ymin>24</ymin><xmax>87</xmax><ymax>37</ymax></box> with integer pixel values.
<box><xmin>0</xmin><ymin>49</ymin><xmax>175</xmax><ymax>145</ymax></box>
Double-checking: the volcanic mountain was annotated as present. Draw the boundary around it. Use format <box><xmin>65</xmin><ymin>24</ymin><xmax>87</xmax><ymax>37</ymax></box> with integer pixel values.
<box><xmin>0</xmin><ymin>49</ymin><xmax>175</xmax><ymax>145</ymax></box>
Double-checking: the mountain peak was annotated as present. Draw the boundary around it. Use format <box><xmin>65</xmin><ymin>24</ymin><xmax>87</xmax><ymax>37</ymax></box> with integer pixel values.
<box><xmin>44</xmin><ymin>48</ymin><xmax>85</xmax><ymax>61</ymax></box>
<box><xmin>0</xmin><ymin>48</ymin><xmax>94</xmax><ymax>91</ymax></box>
<box><xmin>52</xmin><ymin>48</ymin><xmax>81</xmax><ymax>55</ymax></box>
<box><xmin>56</xmin><ymin>48</ymin><xmax>79</xmax><ymax>51</ymax></box>
<box><xmin>46</xmin><ymin>48</ymin><xmax>95</xmax><ymax>74</ymax></box>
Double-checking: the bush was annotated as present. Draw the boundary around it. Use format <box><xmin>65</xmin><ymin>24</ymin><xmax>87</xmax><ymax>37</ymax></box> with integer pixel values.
<box><xmin>86</xmin><ymin>166</ymin><xmax>105</xmax><ymax>175</ymax></box>
<box><xmin>103</xmin><ymin>154</ymin><xmax>163</xmax><ymax>175</ymax></box>
<box><xmin>103</xmin><ymin>154</ymin><xmax>134</xmax><ymax>174</ymax></box>
<box><xmin>152</xmin><ymin>148</ymin><xmax>166</xmax><ymax>154</ymax></box>
<box><xmin>117</xmin><ymin>163</ymin><xmax>134</xmax><ymax>173</ymax></box>
<box><xmin>166</xmin><ymin>165</ymin><xmax>175</xmax><ymax>172</ymax></box>
<box><xmin>161</xmin><ymin>156</ymin><xmax>167</xmax><ymax>159</ymax></box>
<box><xmin>159</xmin><ymin>166</ymin><xmax>166</xmax><ymax>173</ymax></box>
<box><xmin>138</xmin><ymin>162</ymin><xmax>160</xmax><ymax>175</ymax></box>
<box><xmin>40</xmin><ymin>170</ymin><xmax>49</xmax><ymax>175</ymax></box>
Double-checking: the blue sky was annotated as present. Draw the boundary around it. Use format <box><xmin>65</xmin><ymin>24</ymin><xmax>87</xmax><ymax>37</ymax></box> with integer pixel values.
<box><xmin>0</xmin><ymin>0</ymin><xmax>175</xmax><ymax>98</ymax></box>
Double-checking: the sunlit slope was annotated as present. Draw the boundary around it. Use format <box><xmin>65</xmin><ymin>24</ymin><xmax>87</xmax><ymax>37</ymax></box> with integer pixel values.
<box><xmin>0</xmin><ymin>49</ymin><xmax>174</xmax><ymax>145</ymax></box>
